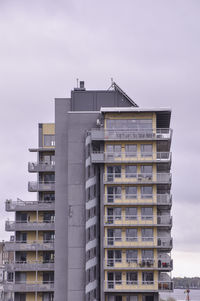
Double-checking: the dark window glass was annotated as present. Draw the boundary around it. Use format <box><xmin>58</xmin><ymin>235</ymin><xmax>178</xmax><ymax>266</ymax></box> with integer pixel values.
<box><xmin>126</xmin><ymin>250</ymin><xmax>138</xmax><ymax>262</ymax></box>
<box><xmin>141</xmin><ymin>144</ymin><xmax>153</xmax><ymax>157</ymax></box>
<box><xmin>44</xmin><ymin>135</ymin><xmax>55</xmax><ymax>147</ymax></box>
<box><xmin>126</xmin><ymin>229</ymin><xmax>137</xmax><ymax>241</ymax></box>
<box><xmin>141</xmin><ymin>229</ymin><xmax>153</xmax><ymax>241</ymax></box>
<box><xmin>125</xmin><ymin>207</ymin><xmax>137</xmax><ymax>219</ymax></box>
<box><xmin>125</xmin><ymin>186</ymin><xmax>137</xmax><ymax>198</ymax></box>
<box><xmin>125</xmin><ymin>165</ymin><xmax>137</xmax><ymax>178</ymax></box>
<box><xmin>125</xmin><ymin>144</ymin><xmax>137</xmax><ymax>157</ymax></box>
<box><xmin>141</xmin><ymin>186</ymin><xmax>153</xmax><ymax>198</ymax></box>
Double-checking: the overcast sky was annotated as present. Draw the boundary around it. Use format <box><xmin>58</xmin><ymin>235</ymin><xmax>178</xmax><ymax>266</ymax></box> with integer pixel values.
<box><xmin>0</xmin><ymin>0</ymin><xmax>200</xmax><ymax>277</ymax></box>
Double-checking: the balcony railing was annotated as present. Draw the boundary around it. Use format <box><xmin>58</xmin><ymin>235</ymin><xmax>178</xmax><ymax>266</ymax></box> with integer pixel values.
<box><xmin>91</xmin><ymin>152</ymin><xmax>172</xmax><ymax>163</ymax></box>
<box><xmin>28</xmin><ymin>162</ymin><xmax>55</xmax><ymax>172</ymax></box>
<box><xmin>5</xmin><ymin>199</ymin><xmax>55</xmax><ymax>211</ymax></box>
<box><xmin>28</xmin><ymin>181</ymin><xmax>55</xmax><ymax>192</ymax></box>
<box><xmin>5</xmin><ymin>260</ymin><xmax>54</xmax><ymax>271</ymax></box>
<box><xmin>104</xmin><ymin>194</ymin><xmax>172</xmax><ymax>205</ymax></box>
<box><xmin>104</xmin><ymin>280</ymin><xmax>173</xmax><ymax>291</ymax></box>
<box><xmin>103</xmin><ymin>173</ymin><xmax>171</xmax><ymax>184</ymax></box>
<box><xmin>104</xmin><ymin>215</ymin><xmax>172</xmax><ymax>227</ymax></box>
<box><xmin>104</xmin><ymin>258</ymin><xmax>173</xmax><ymax>269</ymax></box>
<box><xmin>4</xmin><ymin>240</ymin><xmax>55</xmax><ymax>251</ymax></box>
<box><xmin>104</xmin><ymin>237</ymin><xmax>173</xmax><ymax>248</ymax></box>
<box><xmin>5</xmin><ymin>220</ymin><xmax>55</xmax><ymax>231</ymax></box>
<box><xmin>4</xmin><ymin>281</ymin><xmax>54</xmax><ymax>292</ymax></box>
<box><xmin>90</xmin><ymin>128</ymin><xmax>172</xmax><ymax>141</ymax></box>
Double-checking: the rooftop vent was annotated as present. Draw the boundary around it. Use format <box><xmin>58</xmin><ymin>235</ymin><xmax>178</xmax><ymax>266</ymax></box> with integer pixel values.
<box><xmin>74</xmin><ymin>80</ymin><xmax>86</xmax><ymax>91</ymax></box>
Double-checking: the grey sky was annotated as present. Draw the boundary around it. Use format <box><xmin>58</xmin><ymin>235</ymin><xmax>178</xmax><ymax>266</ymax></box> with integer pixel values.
<box><xmin>0</xmin><ymin>0</ymin><xmax>200</xmax><ymax>277</ymax></box>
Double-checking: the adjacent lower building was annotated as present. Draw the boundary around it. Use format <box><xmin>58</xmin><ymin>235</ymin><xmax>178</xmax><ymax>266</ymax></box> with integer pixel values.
<box><xmin>4</xmin><ymin>81</ymin><xmax>173</xmax><ymax>301</ymax></box>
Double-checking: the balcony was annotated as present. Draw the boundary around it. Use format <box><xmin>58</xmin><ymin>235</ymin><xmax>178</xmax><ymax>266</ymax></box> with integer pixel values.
<box><xmin>4</xmin><ymin>281</ymin><xmax>54</xmax><ymax>292</ymax></box>
<box><xmin>5</xmin><ymin>220</ymin><xmax>55</xmax><ymax>232</ymax></box>
<box><xmin>28</xmin><ymin>181</ymin><xmax>55</xmax><ymax>192</ymax></box>
<box><xmin>91</xmin><ymin>152</ymin><xmax>172</xmax><ymax>164</ymax></box>
<box><xmin>4</xmin><ymin>240</ymin><xmax>54</xmax><ymax>251</ymax></box>
<box><xmin>5</xmin><ymin>199</ymin><xmax>55</xmax><ymax>211</ymax></box>
<box><xmin>103</xmin><ymin>173</ymin><xmax>171</xmax><ymax>185</ymax></box>
<box><xmin>104</xmin><ymin>258</ymin><xmax>173</xmax><ymax>271</ymax></box>
<box><xmin>104</xmin><ymin>193</ymin><xmax>172</xmax><ymax>206</ymax></box>
<box><xmin>104</xmin><ymin>215</ymin><xmax>172</xmax><ymax>228</ymax></box>
<box><xmin>28</xmin><ymin>162</ymin><xmax>55</xmax><ymax>173</ymax></box>
<box><xmin>90</xmin><ymin>128</ymin><xmax>172</xmax><ymax>141</ymax></box>
<box><xmin>5</xmin><ymin>261</ymin><xmax>54</xmax><ymax>271</ymax></box>
<box><xmin>104</xmin><ymin>237</ymin><xmax>173</xmax><ymax>249</ymax></box>
<box><xmin>104</xmin><ymin>280</ymin><xmax>173</xmax><ymax>292</ymax></box>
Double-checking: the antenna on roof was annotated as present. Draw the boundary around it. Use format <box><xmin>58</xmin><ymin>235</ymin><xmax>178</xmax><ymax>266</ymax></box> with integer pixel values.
<box><xmin>108</xmin><ymin>78</ymin><xmax>115</xmax><ymax>90</ymax></box>
<box><xmin>76</xmin><ymin>78</ymin><xmax>79</xmax><ymax>88</ymax></box>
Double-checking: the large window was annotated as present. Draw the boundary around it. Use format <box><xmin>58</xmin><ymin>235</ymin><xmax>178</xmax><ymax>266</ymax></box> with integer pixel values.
<box><xmin>126</xmin><ymin>250</ymin><xmax>138</xmax><ymax>263</ymax></box>
<box><xmin>126</xmin><ymin>229</ymin><xmax>138</xmax><ymax>241</ymax></box>
<box><xmin>107</xmin><ymin>186</ymin><xmax>121</xmax><ymax>203</ymax></box>
<box><xmin>142</xmin><ymin>249</ymin><xmax>154</xmax><ymax>260</ymax></box>
<box><xmin>125</xmin><ymin>165</ymin><xmax>137</xmax><ymax>178</ymax></box>
<box><xmin>125</xmin><ymin>186</ymin><xmax>137</xmax><ymax>199</ymax></box>
<box><xmin>141</xmin><ymin>144</ymin><xmax>153</xmax><ymax>157</ymax></box>
<box><xmin>107</xmin><ymin>166</ymin><xmax>121</xmax><ymax>180</ymax></box>
<box><xmin>43</xmin><ymin>135</ymin><xmax>55</xmax><ymax>147</ymax></box>
<box><xmin>107</xmin><ymin>250</ymin><xmax>122</xmax><ymax>266</ymax></box>
<box><xmin>141</xmin><ymin>207</ymin><xmax>153</xmax><ymax>220</ymax></box>
<box><xmin>106</xmin><ymin>144</ymin><xmax>121</xmax><ymax>158</ymax></box>
<box><xmin>126</xmin><ymin>272</ymin><xmax>138</xmax><ymax>284</ymax></box>
<box><xmin>141</xmin><ymin>165</ymin><xmax>153</xmax><ymax>174</ymax></box>
<box><xmin>141</xmin><ymin>229</ymin><xmax>153</xmax><ymax>241</ymax></box>
<box><xmin>107</xmin><ymin>119</ymin><xmax>152</xmax><ymax>130</ymax></box>
<box><xmin>125</xmin><ymin>144</ymin><xmax>137</xmax><ymax>157</ymax></box>
<box><xmin>125</xmin><ymin>207</ymin><xmax>137</xmax><ymax>220</ymax></box>
<box><xmin>142</xmin><ymin>272</ymin><xmax>154</xmax><ymax>284</ymax></box>
<box><xmin>141</xmin><ymin>186</ymin><xmax>153</xmax><ymax>198</ymax></box>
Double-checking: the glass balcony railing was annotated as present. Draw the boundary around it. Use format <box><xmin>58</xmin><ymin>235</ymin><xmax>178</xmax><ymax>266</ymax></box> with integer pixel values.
<box><xmin>104</xmin><ymin>280</ymin><xmax>173</xmax><ymax>291</ymax></box>
<box><xmin>104</xmin><ymin>237</ymin><xmax>173</xmax><ymax>248</ymax></box>
<box><xmin>90</xmin><ymin>128</ymin><xmax>172</xmax><ymax>141</ymax></box>
<box><xmin>91</xmin><ymin>152</ymin><xmax>172</xmax><ymax>163</ymax></box>
<box><xmin>104</xmin><ymin>215</ymin><xmax>172</xmax><ymax>226</ymax></box>
<box><xmin>28</xmin><ymin>181</ymin><xmax>55</xmax><ymax>192</ymax></box>
<box><xmin>104</xmin><ymin>193</ymin><xmax>172</xmax><ymax>205</ymax></box>
<box><xmin>103</xmin><ymin>173</ymin><xmax>171</xmax><ymax>184</ymax></box>
<box><xmin>104</xmin><ymin>258</ymin><xmax>173</xmax><ymax>269</ymax></box>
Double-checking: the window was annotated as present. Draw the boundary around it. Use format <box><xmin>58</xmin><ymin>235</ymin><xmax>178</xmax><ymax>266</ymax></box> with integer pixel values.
<box><xmin>141</xmin><ymin>165</ymin><xmax>153</xmax><ymax>174</ymax></box>
<box><xmin>125</xmin><ymin>165</ymin><xmax>137</xmax><ymax>178</ymax></box>
<box><xmin>42</xmin><ymin>173</ymin><xmax>55</xmax><ymax>184</ymax></box>
<box><xmin>126</xmin><ymin>250</ymin><xmax>138</xmax><ymax>263</ymax></box>
<box><xmin>107</xmin><ymin>166</ymin><xmax>121</xmax><ymax>181</ymax></box>
<box><xmin>106</xmin><ymin>144</ymin><xmax>122</xmax><ymax>158</ymax></box>
<box><xmin>127</xmin><ymin>297</ymin><xmax>138</xmax><ymax>301</ymax></box>
<box><xmin>126</xmin><ymin>272</ymin><xmax>138</xmax><ymax>284</ymax></box>
<box><xmin>107</xmin><ymin>250</ymin><xmax>122</xmax><ymax>266</ymax></box>
<box><xmin>125</xmin><ymin>207</ymin><xmax>137</xmax><ymax>220</ymax></box>
<box><xmin>125</xmin><ymin>144</ymin><xmax>137</xmax><ymax>157</ymax></box>
<box><xmin>126</xmin><ymin>229</ymin><xmax>137</xmax><ymax>241</ymax></box>
<box><xmin>114</xmin><ymin>208</ymin><xmax>122</xmax><ymax>220</ymax></box>
<box><xmin>107</xmin><ymin>119</ymin><xmax>152</xmax><ymax>130</ymax></box>
<box><xmin>141</xmin><ymin>229</ymin><xmax>153</xmax><ymax>241</ymax></box>
<box><xmin>142</xmin><ymin>250</ymin><xmax>154</xmax><ymax>260</ymax></box>
<box><xmin>114</xmin><ymin>229</ymin><xmax>122</xmax><ymax>241</ymax></box>
<box><xmin>141</xmin><ymin>207</ymin><xmax>153</xmax><ymax>220</ymax></box>
<box><xmin>141</xmin><ymin>186</ymin><xmax>153</xmax><ymax>199</ymax></box>
<box><xmin>115</xmin><ymin>297</ymin><xmax>122</xmax><ymax>301</ymax></box>
<box><xmin>141</xmin><ymin>144</ymin><xmax>152</xmax><ymax>157</ymax></box>
<box><xmin>42</xmin><ymin>193</ymin><xmax>55</xmax><ymax>202</ymax></box>
<box><xmin>142</xmin><ymin>272</ymin><xmax>154</xmax><ymax>284</ymax></box>
<box><xmin>44</xmin><ymin>135</ymin><xmax>55</xmax><ymax>147</ymax></box>
<box><xmin>107</xmin><ymin>186</ymin><xmax>121</xmax><ymax>203</ymax></box>
<box><xmin>125</xmin><ymin>186</ymin><xmax>137</xmax><ymax>199</ymax></box>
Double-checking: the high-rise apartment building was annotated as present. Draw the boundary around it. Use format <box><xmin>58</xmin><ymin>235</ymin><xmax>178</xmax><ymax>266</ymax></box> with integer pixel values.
<box><xmin>4</xmin><ymin>82</ymin><xmax>173</xmax><ymax>301</ymax></box>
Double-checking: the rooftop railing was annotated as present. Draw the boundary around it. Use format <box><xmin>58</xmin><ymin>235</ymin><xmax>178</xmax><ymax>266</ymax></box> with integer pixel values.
<box><xmin>90</xmin><ymin>128</ymin><xmax>172</xmax><ymax>141</ymax></box>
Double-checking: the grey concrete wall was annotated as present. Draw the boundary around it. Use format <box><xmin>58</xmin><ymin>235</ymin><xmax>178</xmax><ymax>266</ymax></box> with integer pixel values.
<box><xmin>55</xmin><ymin>98</ymin><xmax>70</xmax><ymax>301</ymax></box>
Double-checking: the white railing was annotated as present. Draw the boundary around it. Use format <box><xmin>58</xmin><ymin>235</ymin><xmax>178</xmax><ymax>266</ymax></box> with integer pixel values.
<box><xmin>104</xmin><ymin>280</ymin><xmax>173</xmax><ymax>290</ymax></box>
<box><xmin>104</xmin><ymin>193</ymin><xmax>172</xmax><ymax>204</ymax></box>
<box><xmin>104</xmin><ymin>173</ymin><xmax>171</xmax><ymax>183</ymax></box>
<box><xmin>104</xmin><ymin>215</ymin><xmax>172</xmax><ymax>225</ymax></box>
<box><xmin>104</xmin><ymin>258</ymin><xmax>172</xmax><ymax>269</ymax></box>
<box><xmin>91</xmin><ymin>152</ymin><xmax>171</xmax><ymax>162</ymax></box>
<box><xmin>90</xmin><ymin>128</ymin><xmax>172</xmax><ymax>140</ymax></box>
<box><xmin>104</xmin><ymin>237</ymin><xmax>173</xmax><ymax>247</ymax></box>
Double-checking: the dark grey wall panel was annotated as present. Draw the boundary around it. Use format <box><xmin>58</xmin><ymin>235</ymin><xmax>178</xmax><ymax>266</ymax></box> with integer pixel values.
<box><xmin>68</xmin><ymin>247</ymin><xmax>85</xmax><ymax>268</ymax></box>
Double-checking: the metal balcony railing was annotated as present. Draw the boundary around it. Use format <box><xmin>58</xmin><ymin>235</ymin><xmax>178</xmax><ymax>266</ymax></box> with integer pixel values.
<box><xmin>104</xmin><ymin>215</ymin><xmax>172</xmax><ymax>226</ymax></box>
<box><xmin>104</xmin><ymin>280</ymin><xmax>173</xmax><ymax>291</ymax></box>
<box><xmin>5</xmin><ymin>199</ymin><xmax>55</xmax><ymax>211</ymax></box>
<box><xmin>104</xmin><ymin>237</ymin><xmax>173</xmax><ymax>248</ymax></box>
<box><xmin>104</xmin><ymin>258</ymin><xmax>173</xmax><ymax>269</ymax></box>
<box><xmin>4</xmin><ymin>240</ymin><xmax>55</xmax><ymax>251</ymax></box>
<box><xmin>5</xmin><ymin>220</ymin><xmax>55</xmax><ymax>231</ymax></box>
<box><xmin>104</xmin><ymin>193</ymin><xmax>172</xmax><ymax>205</ymax></box>
<box><xmin>4</xmin><ymin>281</ymin><xmax>54</xmax><ymax>292</ymax></box>
<box><xmin>28</xmin><ymin>181</ymin><xmax>55</xmax><ymax>192</ymax></box>
<box><xmin>91</xmin><ymin>152</ymin><xmax>172</xmax><ymax>163</ymax></box>
<box><xmin>28</xmin><ymin>161</ymin><xmax>55</xmax><ymax>172</ymax></box>
<box><xmin>103</xmin><ymin>173</ymin><xmax>172</xmax><ymax>184</ymax></box>
<box><xmin>90</xmin><ymin>128</ymin><xmax>172</xmax><ymax>141</ymax></box>
<box><xmin>5</xmin><ymin>260</ymin><xmax>54</xmax><ymax>271</ymax></box>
